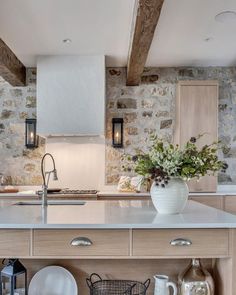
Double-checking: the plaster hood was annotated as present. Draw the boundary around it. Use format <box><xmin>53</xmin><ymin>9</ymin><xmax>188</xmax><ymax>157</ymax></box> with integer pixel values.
<box><xmin>37</xmin><ymin>55</ymin><xmax>105</xmax><ymax>137</ymax></box>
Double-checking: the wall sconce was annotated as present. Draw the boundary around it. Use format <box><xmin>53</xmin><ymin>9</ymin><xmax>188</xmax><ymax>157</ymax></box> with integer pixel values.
<box><xmin>25</xmin><ymin>118</ymin><xmax>38</xmax><ymax>149</ymax></box>
<box><xmin>112</xmin><ymin>118</ymin><xmax>123</xmax><ymax>148</ymax></box>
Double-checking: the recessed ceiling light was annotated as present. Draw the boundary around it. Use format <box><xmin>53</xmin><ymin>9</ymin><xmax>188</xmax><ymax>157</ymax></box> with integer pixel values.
<box><xmin>204</xmin><ymin>37</ymin><xmax>213</xmax><ymax>42</ymax></box>
<box><xmin>62</xmin><ymin>38</ymin><xmax>72</xmax><ymax>44</ymax></box>
<box><xmin>215</xmin><ymin>11</ymin><xmax>236</xmax><ymax>23</ymax></box>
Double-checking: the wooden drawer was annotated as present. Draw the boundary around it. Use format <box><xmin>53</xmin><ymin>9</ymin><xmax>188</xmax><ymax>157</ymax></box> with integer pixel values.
<box><xmin>189</xmin><ymin>196</ymin><xmax>223</xmax><ymax>210</ymax></box>
<box><xmin>0</xmin><ymin>230</ymin><xmax>30</xmax><ymax>257</ymax></box>
<box><xmin>33</xmin><ymin>229</ymin><xmax>129</xmax><ymax>256</ymax></box>
<box><xmin>133</xmin><ymin>229</ymin><xmax>229</xmax><ymax>257</ymax></box>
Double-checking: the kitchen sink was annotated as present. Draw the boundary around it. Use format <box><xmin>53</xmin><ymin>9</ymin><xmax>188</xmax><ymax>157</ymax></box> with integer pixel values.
<box><xmin>14</xmin><ymin>200</ymin><xmax>86</xmax><ymax>206</ymax></box>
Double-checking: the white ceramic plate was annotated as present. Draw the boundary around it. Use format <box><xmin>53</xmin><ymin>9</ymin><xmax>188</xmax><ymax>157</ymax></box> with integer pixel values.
<box><xmin>29</xmin><ymin>266</ymin><xmax>78</xmax><ymax>295</ymax></box>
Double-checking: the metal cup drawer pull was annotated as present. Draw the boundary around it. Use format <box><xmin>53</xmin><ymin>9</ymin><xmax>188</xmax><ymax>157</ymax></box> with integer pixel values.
<box><xmin>170</xmin><ymin>238</ymin><xmax>192</xmax><ymax>246</ymax></box>
<box><xmin>70</xmin><ymin>237</ymin><xmax>93</xmax><ymax>246</ymax></box>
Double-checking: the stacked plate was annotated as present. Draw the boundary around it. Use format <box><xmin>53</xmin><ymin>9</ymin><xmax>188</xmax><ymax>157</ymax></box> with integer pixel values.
<box><xmin>29</xmin><ymin>266</ymin><xmax>78</xmax><ymax>295</ymax></box>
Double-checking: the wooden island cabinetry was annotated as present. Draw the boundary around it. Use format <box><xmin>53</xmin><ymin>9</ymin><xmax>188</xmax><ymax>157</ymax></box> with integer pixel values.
<box><xmin>132</xmin><ymin>229</ymin><xmax>229</xmax><ymax>257</ymax></box>
<box><xmin>33</xmin><ymin>229</ymin><xmax>130</xmax><ymax>256</ymax></box>
<box><xmin>0</xmin><ymin>229</ymin><xmax>31</xmax><ymax>257</ymax></box>
<box><xmin>0</xmin><ymin>227</ymin><xmax>235</xmax><ymax>294</ymax></box>
<box><xmin>0</xmin><ymin>201</ymin><xmax>235</xmax><ymax>294</ymax></box>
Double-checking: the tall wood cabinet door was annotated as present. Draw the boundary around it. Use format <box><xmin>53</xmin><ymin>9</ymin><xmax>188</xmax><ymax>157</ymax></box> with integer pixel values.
<box><xmin>175</xmin><ymin>81</ymin><xmax>218</xmax><ymax>192</ymax></box>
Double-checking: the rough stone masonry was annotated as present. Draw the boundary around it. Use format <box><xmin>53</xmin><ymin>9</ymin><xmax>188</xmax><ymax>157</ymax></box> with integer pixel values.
<box><xmin>105</xmin><ymin>67</ymin><xmax>236</xmax><ymax>185</ymax></box>
<box><xmin>0</xmin><ymin>68</ymin><xmax>45</xmax><ymax>185</ymax></box>
<box><xmin>0</xmin><ymin>66</ymin><xmax>236</xmax><ymax>186</ymax></box>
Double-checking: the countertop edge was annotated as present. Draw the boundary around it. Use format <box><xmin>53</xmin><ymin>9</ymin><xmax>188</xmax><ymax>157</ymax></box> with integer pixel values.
<box><xmin>0</xmin><ymin>224</ymin><xmax>236</xmax><ymax>229</ymax></box>
<box><xmin>1</xmin><ymin>192</ymin><xmax>236</xmax><ymax>198</ymax></box>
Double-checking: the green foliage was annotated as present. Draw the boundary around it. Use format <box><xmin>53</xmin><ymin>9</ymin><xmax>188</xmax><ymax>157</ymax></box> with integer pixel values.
<box><xmin>123</xmin><ymin>135</ymin><xmax>228</xmax><ymax>186</ymax></box>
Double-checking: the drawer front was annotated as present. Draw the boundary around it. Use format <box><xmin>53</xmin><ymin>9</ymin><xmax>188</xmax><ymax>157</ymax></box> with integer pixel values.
<box><xmin>133</xmin><ymin>229</ymin><xmax>228</xmax><ymax>257</ymax></box>
<box><xmin>33</xmin><ymin>229</ymin><xmax>129</xmax><ymax>256</ymax></box>
<box><xmin>0</xmin><ymin>230</ymin><xmax>30</xmax><ymax>257</ymax></box>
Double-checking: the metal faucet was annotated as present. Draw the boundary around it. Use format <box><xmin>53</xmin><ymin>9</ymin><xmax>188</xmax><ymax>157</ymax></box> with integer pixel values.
<box><xmin>40</xmin><ymin>153</ymin><xmax>58</xmax><ymax>207</ymax></box>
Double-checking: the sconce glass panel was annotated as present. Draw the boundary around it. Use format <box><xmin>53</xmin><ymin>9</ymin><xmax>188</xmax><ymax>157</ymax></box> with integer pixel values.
<box><xmin>112</xmin><ymin>118</ymin><xmax>123</xmax><ymax>148</ymax></box>
<box><xmin>25</xmin><ymin>118</ymin><xmax>38</xmax><ymax>149</ymax></box>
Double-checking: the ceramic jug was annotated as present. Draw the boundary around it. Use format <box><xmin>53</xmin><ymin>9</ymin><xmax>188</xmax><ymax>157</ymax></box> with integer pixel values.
<box><xmin>154</xmin><ymin>275</ymin><xmax>177</xmax><ymax>295</ymax></box>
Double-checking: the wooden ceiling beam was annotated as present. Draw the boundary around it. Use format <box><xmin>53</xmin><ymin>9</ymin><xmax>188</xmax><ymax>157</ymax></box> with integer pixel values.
<box><xmin>0</xmin><ymin>38</ymin><xmax>26</xmax><ymax>86</ymax></box>
<box><xmin>126</xmin><ymin>0</ymin><xmax>164</xmax><ymax>86</ymax></box>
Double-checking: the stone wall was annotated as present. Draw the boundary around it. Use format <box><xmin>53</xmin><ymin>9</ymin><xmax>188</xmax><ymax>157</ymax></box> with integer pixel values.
<box><xmin>0</xmin><ymin>68</ymin><xmax>45</xmax><ymax>185</ymax></box>
<box><xmin>0</xmin><ymin>66</ymin><xmax>236</xmax><ymax>186</ymax></box>
<box><xmin>105</xmin><ymin>67</ymin><xmax>236</xmax><ymax>185</ymax></box>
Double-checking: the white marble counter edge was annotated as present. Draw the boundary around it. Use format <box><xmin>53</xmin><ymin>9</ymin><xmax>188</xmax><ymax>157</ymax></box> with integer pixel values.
<box><xmin>1</xmin><ymin>192</ymin><xmax>236</xmax><ymax>198</ymax></box>
<box><xmin>1</xmin><ymin>223</ymin><xmax>236</xmax><ymax>229</ymax></box>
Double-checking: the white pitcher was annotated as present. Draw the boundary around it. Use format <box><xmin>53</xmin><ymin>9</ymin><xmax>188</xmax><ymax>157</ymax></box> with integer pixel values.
<box><xmin>154</xmin><ymin>275</ymin><xmax>177</xmax><ymax>295</ymax></box>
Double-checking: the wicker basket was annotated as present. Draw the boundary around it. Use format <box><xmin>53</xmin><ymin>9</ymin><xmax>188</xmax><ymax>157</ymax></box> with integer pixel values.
<box><xmin>86</xmin><ymin>273</ymin><xmax>150</xmax><ymax>295</ymax></box>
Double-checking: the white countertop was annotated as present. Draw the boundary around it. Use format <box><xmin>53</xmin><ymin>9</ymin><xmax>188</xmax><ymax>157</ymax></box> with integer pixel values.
<box><xmin>1</xmin><ymin>200</ymin><xmax>236</xmax><ymax>229</ymax></box>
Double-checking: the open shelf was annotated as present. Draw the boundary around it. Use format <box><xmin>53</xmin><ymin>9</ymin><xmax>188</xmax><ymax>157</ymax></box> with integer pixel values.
<box><xmin>19</xmin><ymin>258</ymin><xmax>218</xmax><ymax>295</ymax></box>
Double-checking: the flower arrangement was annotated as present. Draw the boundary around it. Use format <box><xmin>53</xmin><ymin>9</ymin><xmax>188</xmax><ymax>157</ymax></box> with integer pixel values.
<box><xmin>123</xmin><ymin>135</ymin><xmax>228</xmax><ymax>187</ymax></box>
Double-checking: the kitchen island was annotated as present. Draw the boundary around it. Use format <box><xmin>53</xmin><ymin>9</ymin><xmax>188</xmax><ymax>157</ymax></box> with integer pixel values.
<box><xmin>0</xmin><ymin>200</ymin><xmax>236</xmax><ymax>294</ymax></box>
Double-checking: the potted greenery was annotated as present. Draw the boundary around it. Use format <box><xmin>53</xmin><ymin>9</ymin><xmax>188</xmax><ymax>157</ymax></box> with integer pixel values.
<box><xmin>123</xmin><ymin>135</ymin><xmax>228</xmax><ymax>214</ymax></box>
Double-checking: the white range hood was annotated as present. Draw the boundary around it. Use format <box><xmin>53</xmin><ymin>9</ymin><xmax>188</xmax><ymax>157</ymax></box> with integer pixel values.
<box><xmin>37</xmin><ymin>55</ymin><xmax>105</xmax><ymax>137</ymax></box>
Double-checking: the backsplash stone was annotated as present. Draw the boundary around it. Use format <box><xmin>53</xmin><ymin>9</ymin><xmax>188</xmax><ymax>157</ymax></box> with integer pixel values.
<box><xmin>105</xmin><ymin>67</ymin><xmax>236</xmax><ymax>185</ymax></box>
<box><xmin>0</xmin><ymin>66</ymin><xmax>236</xmax><ymax>186</ymax></box>
<box><xmin>0</xmin><ymin>68</ymin><xmax>45</xmax><ymax>186</ymax></box>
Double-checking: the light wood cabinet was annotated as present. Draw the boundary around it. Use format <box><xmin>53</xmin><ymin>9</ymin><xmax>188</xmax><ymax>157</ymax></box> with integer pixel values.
<box><xmin>33</xmin><ymin>229</ymin><xmax>130</xmax><ymax>256</ymax></box>
<box><xmin>175</xmin><ymin>80</ymin><xmax>218</xmax><ymax>192</ymax></box>
<box><xmin>0</xmin><ymin>230</ymin><xmax>31</xmax><ymax>257</ymax></box>
<box><xmin>0</xmin><ymin>228</ymin><xmax>234</xmax><ymax>295</ymax></box>
<box><xmin>132</xmin><ymin>229</ymin><xmax>229</xmax><ymax>257</ymax></box>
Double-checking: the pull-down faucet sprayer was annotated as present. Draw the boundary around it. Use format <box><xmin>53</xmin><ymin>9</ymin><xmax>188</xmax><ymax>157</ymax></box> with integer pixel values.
<box><xmin>40</xmin><ymin>153</ymin><xmax>58</xmax><ymax>207</ymax></box>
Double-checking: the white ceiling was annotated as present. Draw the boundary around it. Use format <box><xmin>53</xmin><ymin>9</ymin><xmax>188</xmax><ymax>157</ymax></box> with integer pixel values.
<box><xmin>147</xmin><ymin>0</ymin><xmax>236</xmax><ymax>67</ymax></box>
<box><xmin>0</xmin><ymin>0</ymin><xmax>135</xmax><ymax>67</ymax></box>
<box><xmin>1</xmin><ymin>0</ymin><xmax>236</xmax><ymax>67</ymax></box>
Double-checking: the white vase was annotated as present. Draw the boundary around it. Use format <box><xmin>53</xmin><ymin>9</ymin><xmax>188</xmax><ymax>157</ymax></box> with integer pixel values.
<box><xmin>150</xmin><ymin>178</ymin><xmax>189</xmax><ymax>214</ymax></box>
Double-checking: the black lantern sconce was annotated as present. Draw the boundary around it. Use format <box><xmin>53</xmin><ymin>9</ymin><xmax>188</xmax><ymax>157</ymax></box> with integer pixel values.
<box><xmin>112</xmin><ymin>118</ymin><xmax>123</xmax><ymax>148</ymax></box>
<box><xmin>0</xmin><ymin>259</ymin><xmax>28</xmax><ymax>295</ymax></box>
<box><xmin>25</xmin><ymin>118</ymin><xmax>38</xmax><ymax>149</ymax></box>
